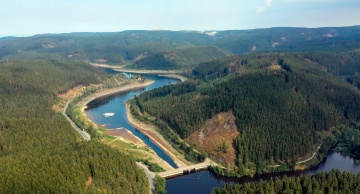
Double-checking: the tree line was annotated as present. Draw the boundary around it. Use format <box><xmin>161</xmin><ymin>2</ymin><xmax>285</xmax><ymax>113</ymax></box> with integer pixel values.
<box><xmin>0</xmin><ymin>60</ymin><xmax>148</xmax><ymax>193</ymax></box>
<box><xmin>133</xmin><ymin>52</ymin><xmax>360</xmax><ymax>176</ymax></box>
<box><xmin>212</xmin><ymin>170</ymin><xmax>360</xmax><ymax>194</ymax></box>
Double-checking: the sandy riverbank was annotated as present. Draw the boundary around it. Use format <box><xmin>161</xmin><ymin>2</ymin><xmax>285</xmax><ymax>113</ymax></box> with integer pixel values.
<box><xmin>114</xmin><ymin>69</ymin><xmax>184</xmax><ymax>75</ymax></box>
<box><xmin>79</xmin><ymin>80</ymin><xmax>154</xmax><ymax>144</ymax></box>
<box><xmin>81</xmin><ymin>80</ymin><xmax>154</xmax><ymax>110</ymax></box>
<box><xmin>158</xmin><ymin>74</ymin><xmax>187</xmax><ymax>82</ymax></box>
<box><xmin>90</xmin><ymin>63</ymin><xmax>185</xmax><ymax>75</ymax></box>
<box><xmin>79</xmin><ymin>78</ymin><xmax>188</xmax><ymax>169</ymax></box>
<box><xmin>125</xmin><ymin>103</ymin><xmax>189</xmax><ymax>168</ymax></box>
<box><xmin>106</xmin><ymin>128</ymin><xmax>145</xmax><ymax>147</ymax></box>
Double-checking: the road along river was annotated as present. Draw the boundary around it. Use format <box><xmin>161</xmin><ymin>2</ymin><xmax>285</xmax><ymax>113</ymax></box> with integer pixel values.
<box><xmin>166</xmin><ymin>151</ymin><xmax>360</xmax><ymax>194</ymax></box>
<box><xmin>85</xmin><ymin>73</ymin><xmax>180</xmax><ymax>168</ymax></box>
<box><xmin>85</xmin><ymin>71</ymin><xmax>360</xmax><ymax>194</ymax></box>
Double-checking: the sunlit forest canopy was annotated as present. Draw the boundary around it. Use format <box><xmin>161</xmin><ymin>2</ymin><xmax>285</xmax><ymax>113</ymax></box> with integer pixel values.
<box><xmin>0</xmin><ymin>60</ymin><xmax>148</xmax><ymax>193</ymax></box>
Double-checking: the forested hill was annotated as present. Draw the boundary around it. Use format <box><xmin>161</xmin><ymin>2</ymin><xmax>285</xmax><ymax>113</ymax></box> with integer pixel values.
<box><xmin>212</xmin><ymin>170</ymin><xmax>360</xmax><ymax>194</ymax></box>
<box><xmin>134</xmin><ymin>51</ymin><xmax>360</xmax><ymax>176</ymax></box>
<box><xmin>0</xmin><ymin>61</ymin><xmax>148</xmax><ymax>193</ymax></box>
<box><xmin>0</xmin><ymin>36</ymin><xmax>15</xmax><ymax>43</ymax></box>
<box><xmin>1</xmin><ymin>26</ymin><xmax>360</xmax><ymax>70</ymax></box>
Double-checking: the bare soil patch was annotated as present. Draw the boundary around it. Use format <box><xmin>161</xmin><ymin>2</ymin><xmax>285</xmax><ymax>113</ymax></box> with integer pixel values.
<box><xmin>158</xmin><ymin>74</ymin><xmax>187</xmax><ymax>82</ymax></box>
<box><xmin>267</xmin><ymin>64</ymin><xmax>281</xmax><ymax>70</ymax></box>
<box><xmin>53</xmin><ymin>85</ymin><xmax>85</xmax><ymax>112</ymax></box>
<box><xmin>186</xmin><ymin>111</ymin><xmax>239</xmax><ymax>167</ymax></box>
<box><xmin>59</xmin><ymin>85</ymin><xmax>84</xmax><ymax>100</ymax></box>
<box><xmin>106</xmin><ymin>128</ymin><xmax>144</xmax><ymax>146</ymax></box>
<box><xmin>85</xmin><ymin>176</ymin><xmax>93</xmax><ymax>190</ymax></box>
<box><xmin>134</xmin><ymin>52</ymin><xmax>148</xmax><ymax>61</ymax></box>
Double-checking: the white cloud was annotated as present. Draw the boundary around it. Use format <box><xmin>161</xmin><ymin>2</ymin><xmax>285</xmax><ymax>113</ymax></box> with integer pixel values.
<box><xmin>256</xmin><ymin>7</ymin><xmax>266</xmax><ymax>13</ymax></box>
<box><xmin>256</xmin><ymin>0</ymin><xmax>273</xmax><ymax>13</ymax></box>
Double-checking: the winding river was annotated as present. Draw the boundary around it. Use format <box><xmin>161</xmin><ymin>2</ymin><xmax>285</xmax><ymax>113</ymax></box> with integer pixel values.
<box><xmin>85</xmin><ymin>71</ymin><xmax>360</xmax><ymax>194</ymax></box>
<box><xmin>85</xmin><ymin>73</ymin><xmax>179</xmax><ymax>168</ymax></box>
<box><xmin>167</xmin><ymin>152</ymin><xmax>360</xmax><ymax>193</ymax></box>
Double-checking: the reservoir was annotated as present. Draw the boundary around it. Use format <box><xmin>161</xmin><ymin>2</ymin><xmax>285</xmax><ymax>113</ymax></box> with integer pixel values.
<box><xmin>166</xmin><ymin>152</ymin><xmax>360</xmax><ymax>194</ymax></box>
<box><xmin>85</xmin><ymin>71</ymin><xmax>360</xmax><ymax>193</ymax></box>
<box><xmin>85</xmin><ymin>73</ymin><xmax>179</xmax><ymax>168</ymax></box>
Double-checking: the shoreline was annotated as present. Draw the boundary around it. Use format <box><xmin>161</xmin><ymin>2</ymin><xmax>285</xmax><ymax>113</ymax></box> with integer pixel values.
<box><xmin>114</xmin><ymin>69</ymin><xmax>184</xmax><ymax>75</ymax></box>
<box><xmin>158</xmin><ymin>74</ymin><xmax>187</xmax><ymax>82</ymax></box>
<box><xmin>90</xmin><ymin>63</ymin><xmax>185</xmax><ymax>75</ymax></box>
<box><xmin>81</xmin><ymin>80</ymin><xmax>155</xmax><ymax>110</ymax></box>
<box><xmin>125</xmin><ymin>103</ymin><xmax>189</xmax><ymax>168</ymax></box>
<box><xmin>106</xmin><ymin>128</ymin><xmax>145</xmax><ymax>147</ymax></box>
<box><xmin>79</xmin><ymin>80</ymin><xmax>154</xmax><ymax>144</ymax></box>
<box><xmin>80</xmin><ymin>78</ymin><xmax>187</xmax><ymax>169</ymax></box>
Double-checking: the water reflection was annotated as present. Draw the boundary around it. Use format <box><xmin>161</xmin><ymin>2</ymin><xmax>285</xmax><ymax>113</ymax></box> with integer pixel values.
<box><xmin>166</xmin><ymin>152</ymin><xmax>360</xmax><ymax>194</ymax></box>
<box><xmin>85</xmin><ymin>73</ymin><xmax>179</xmax><ymax>168</ymax></box>
<box><xmin>86</xmin><ymin>89</ymin><xmax>145</xmax><ymax>110</ymax></box>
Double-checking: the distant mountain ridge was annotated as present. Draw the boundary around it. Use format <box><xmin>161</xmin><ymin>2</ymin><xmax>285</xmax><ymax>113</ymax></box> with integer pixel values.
<box><xmin>1</xmin><ymin>26</ymin><xmax>360</xmax><ymax>70</ymax></box>
<box><xmin>0</xmin><ymin>36</ymin><xmax>15</xmax><ymax>42</ymax></box>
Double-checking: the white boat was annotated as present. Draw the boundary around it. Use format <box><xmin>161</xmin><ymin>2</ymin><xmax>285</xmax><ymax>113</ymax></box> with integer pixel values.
<box><xmin>103</xmin><ymin>112</ymin><xmax>115</xmax><ymax>117</ymax></box>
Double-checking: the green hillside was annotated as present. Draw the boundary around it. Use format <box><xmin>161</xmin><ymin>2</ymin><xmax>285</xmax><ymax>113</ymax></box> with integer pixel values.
<box><xmin>0</xmin><ymin>60</ymin><xmax>148</xmax><ymax>193</ymax></box>
<box><xmin>0</xmin><ymin>36</ymin><xmax>15</xmax><ymax>43</ymax></box>
<box><xmin>213</xmin><ymin>26</ymin><xmax>360</xmax><ymax>53</ymax></box>
<box><xmin>1</xmin><ymin>26</ymin><xmax>360</xmax><ymax>70</ymax></box>
<box><xmin>212</xmin><ymin>170</ymin><xmax>360</xmax><ymax>194</ymax></box>
<box><xmin>0</xmin><ymin>31</ymin><xmax>226</xmax><ymax>70</ymax></box>
<box><xmin>132</xmin><ymin>52</ymin><xmax>360</xmax><ymax>176</ymax></box>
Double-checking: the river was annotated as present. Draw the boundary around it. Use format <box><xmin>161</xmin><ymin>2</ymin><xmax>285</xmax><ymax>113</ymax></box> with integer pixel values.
<box><xmin>85</xmin><ymin>71</ymin><xmax>360</xmax><ymax>194</ymax></box>
<box><xmin>85</xmin><ymin>73</ymin><xmax>179</xmax><ymax>168</ymax></box>
<box><xmin>166</xmin><ymin>152</ymin><xmax>360</xmax><ymax>194</ymax></box>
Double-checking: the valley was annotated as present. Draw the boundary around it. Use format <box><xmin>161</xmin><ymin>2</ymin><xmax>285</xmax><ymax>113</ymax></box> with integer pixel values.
<box><xmin>1</xmin><ymin>26</ymin><xmax>360</xmax><ymax>193</ymax></box>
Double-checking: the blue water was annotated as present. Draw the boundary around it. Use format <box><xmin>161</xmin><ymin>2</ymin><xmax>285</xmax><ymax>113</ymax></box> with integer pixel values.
<box><xmin>84</xmin><ymin>72</ymin><xmax>360</xmax><ymax>194</ymax></box>
<box><xmin>166</xmin><ymin>152</ymin><xmax>360</xmax><ymax>194</ymax></box>
<box><xmin>85</xmin><ymin>74</ymin><xmax>179</xmax><ymax>168</ymax></box>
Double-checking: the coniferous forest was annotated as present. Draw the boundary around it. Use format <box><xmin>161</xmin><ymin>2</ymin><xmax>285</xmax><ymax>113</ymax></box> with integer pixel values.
<box><xmin>212</xmin><ymin>170</ymin><xmax>360</xmax><ymax>194</ymax></box>
<box><xmin>134</xmin><ymin>52</ymin><xmax>360</xmax><ymax>176</ymax></box>
<box><xmin>0</xmin><ymin>61</ymin><xmax>148</xmax><ymax>193</ymax></box>
<box><xmin>1</xmin><ymin>26</ymin><xmax>360</xmax><ymax>193</ymax></box>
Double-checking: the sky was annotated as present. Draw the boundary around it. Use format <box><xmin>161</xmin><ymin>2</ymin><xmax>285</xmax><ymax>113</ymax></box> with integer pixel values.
<box><xmin>1</xmin><ymin>0</ymin><xmax>360</xmax><ymax>37</ymax></box>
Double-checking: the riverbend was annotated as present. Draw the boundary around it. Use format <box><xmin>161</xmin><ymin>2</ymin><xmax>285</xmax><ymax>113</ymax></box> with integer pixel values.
<box><xmin>85</xmin><ymin>74</ymin><xmax>181</xmax><ymax>168</ymax></box>
<box><xmin>166</xmin><ymin>152</ymin><xmax>360</xmax><ymax>194</ymax></box>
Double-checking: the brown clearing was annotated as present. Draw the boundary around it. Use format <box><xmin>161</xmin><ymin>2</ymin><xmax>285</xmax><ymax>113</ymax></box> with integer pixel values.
<box><xmin>59</xmin><ymin>85</ymin><xmax>84</xmax><ymax>100</ymax></box>
<box><xmin>134</xmin><ymin>52</ymin><xmax>148</xmax><ymax>61</ymax></box>
<box><xmin>186</xmin><ymin>111</ymin><xmax>239</xmax><ymax>167</ymax></box>
<box><xmin>106</xmin><ymin>128</ymin><xmax>144</xmax><ymax>146</ymax></box>
<box><xmin>304</xmin><ymin>58</ymin><xmax>318</xmax><ymax>64</ymax></box>
<box><xmin>85</xmin><ymin>176</ymin><xmax>92</xmax><ymax>190</ymax></box>
<box><xmin>267</xmin><ymin>64</ymin><xmax>281</xmax><ymax>70</ymax></box>
<box><xmin>294</xmin><ymin>164</ymin><xmax>308</xmax><ymax>171</ymax></box>
<box><xmin>53</xmin><ymin>85</ymin><xmax>85</xmax><ymax>112</ymax></box>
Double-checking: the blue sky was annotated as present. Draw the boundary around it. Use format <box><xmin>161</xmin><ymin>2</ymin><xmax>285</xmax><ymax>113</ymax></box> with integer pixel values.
<box><xmin>1</xmin><ymin>0</ymin><xmax>360</xmax><ymax>36</ymax></box>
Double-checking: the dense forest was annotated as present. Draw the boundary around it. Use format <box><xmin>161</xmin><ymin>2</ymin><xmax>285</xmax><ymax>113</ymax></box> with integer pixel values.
<box><xmin>133</xmin><ymin>53</ymin><xmax>179</xmax><ymax>70</ymax></box>
<box><xmin>330</xmin><ymin>125</ymin><xmax>360</xmax><ymax>162</ymax></box>
<box><xmin>2</xmin><ymin>26</ymin><xmax>360</xmax><ymax>193</ymax></box>
<box><xmin>1</xmin><ymin>26</ymin><xmax>360</xmax><ymax>70</ymax></box>
<box><xmin>212</xmin><ymin>170</ymin><xmax>360</xmax><ymax>194</ymax></box>
<box><xmin>0</xmin><ymin>61</ymin><xmax>148</xmax><ymax>193</ymax></box>
<box><xmin>134</xmin><ymin>52</ymin><xmax>360</xmax><ymax>176</ymax></box>
<box><xmin>295</xmin><ymin>51</ymin><xmax>360</xmax><ymax>89</ymax></box>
